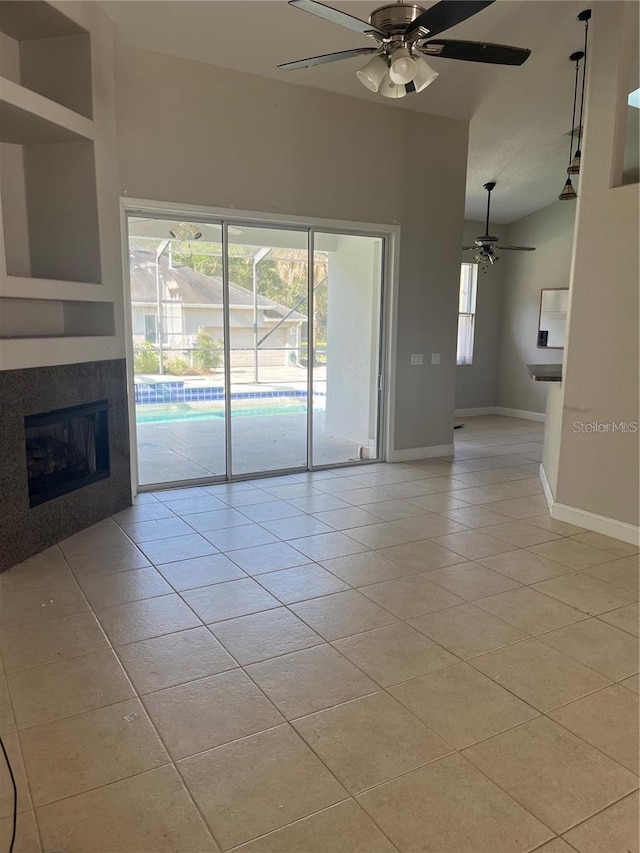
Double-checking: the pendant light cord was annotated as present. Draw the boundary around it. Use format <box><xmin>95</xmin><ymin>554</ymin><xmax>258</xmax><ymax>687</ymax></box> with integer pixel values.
<box><xmin>568</xmin><ymin>55</ymin><xmax>581</xmax><ymax>165</ymax></box>
<box><xmin>0</xmin><ymin>733</ymin><xmax>17</xmax><ymax>853</ymax></box>
<box><xmin>576</xmin><ymin>16</ymin><xmax>589</xmax><ymax>156</ymax></box>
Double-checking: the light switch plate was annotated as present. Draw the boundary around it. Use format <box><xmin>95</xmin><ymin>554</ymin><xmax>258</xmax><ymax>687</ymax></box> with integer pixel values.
<box><xmin>411</xmin><ymin>354</ymin><xmax>424</xmax><ymax>365</ymax></box>
<box><xmin>431</xmin><ymin>353</ymin><xmax>441</xmax><ymax>365</ymax></box>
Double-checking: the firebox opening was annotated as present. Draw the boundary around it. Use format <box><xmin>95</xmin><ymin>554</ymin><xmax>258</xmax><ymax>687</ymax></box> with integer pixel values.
<box><xmin>25</xmin><ymin>400</ymin><xmax>110</xmax><ymax>508</ymax></box>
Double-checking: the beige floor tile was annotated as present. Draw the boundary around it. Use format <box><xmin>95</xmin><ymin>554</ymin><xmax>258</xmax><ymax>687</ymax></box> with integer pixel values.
<box><xmin>483</xmin><ymin>520</ymin><xmax>562</xmax><ymax>547</ymax></box>
<box><xmin>474</xmin><ymin>587</ymin><xmax>587</xmax><ymax>634</ymax></box>
<box><xmin>427</xmin><ymin>561</ymin><xmax>522</xmax><ymax>600</ymax></box>
<box><xmin>181</xmin><ymin>578</ymin><xmax>280</xmax><ymax>624</ymax></box>
<box><xmin>97</xmin><ymin>593</ymin><xmax>202</xmax><ymax>645</ymax></box>
<box><xmin>320</xmin><ymin>551</ymin><xmax>411</xmax><ymax>586</ymax></box>
<box><xmin>240</xmin><ymin>500</ymin><xmax>305</xmax><ymax>522</ymax></box>
<box><xmin>181</xmin><ymin>507</ymin><xmax>252</xmax><ymax>533</ymax></box>
<box><xmin>390</xmin><ymin>663</ymin><xmax>538</xmax><ymax>748</ymax></box>
<box><xmin>113</xmin><ymin>501</ymin><xmax>176</xmax><ymax>524</ymax></box>
<box><xmin>232</xmin><ymin>800</ymin><xmax>396</xmax><ymax>853</ymax></box>
<box><xmin>583</xmin><ymin>556</ymin><xmax>639</xmax><ymax>593</ymax></box>
<box><xmin>598</xmin><ymin>602</ymin><xmax>639</xmax><ymax>636</ymax></box>
<box><xmin>0</xmin><ymin>582</ymin><xmax>89</xmax><ymax>630</ymax></box>
<box><xmin>8</xmin><ymin>649</ymin><xmax>133</xmax><ymax>729</ymax></box>
<box><xmin>478</xmin><ymin>549</ymin><xmax>572</xmax><ymax>584</ymax></box>
<box><xmin>621</xmin><ymin>673</ymin><xmax>639</xmax><ymax>693</ymax></box>
<box><xmin>562</xmin><ymin>792</ymin><xmax>639</xmax><ymax>853</ymax></box>
<box><xmin>357</xmin><ymin>753</ymin><xmax>552</xmax><ymax>853</ymax></box>
<box><xmin>119</xmin><ymin>516</ymin><xmax>194</xmax><ymax>543</ymax></box>
<box><xmin>463</xmin><ymin>716</ymin><xmax>637</xmax><ymax>834</ymax></box>
<box><xmin>290</xmin><ymin>590</ymin><xmax>397</xmax><ymax>640</ymax></box>
<box><xmin>143</xmin><ymin>669</ymin><xmax>282</xmax><ymax>759</ymax></box>
<box><xmin>288</xmin><ymin>531</ymin><xmax>369</xmax><ymax>561</ymax></box>
<box><xmin>0</xmin><ymin>731</ymin><xmax>30</xmax><ymax>818</ymax></box>
<box><xmin>65</xmin><ymin>543</ymin><xmax>151</xmax><ymax>578</ymax></box>
<box><xmin>379</xmin><ymin>539</ymin><xmax>466</xmax><ymax>572</ymax></box>
<box><xmin>0</xmin><ymin>612</ymin><xmax>108</xmax><ymax>672</ymax></box>
<box><xmin>0</xmin><ymin>546</ymin><xmax>73</xmax><ymax>592</ymax></box>
<box><xmin>528</xmin><ymin>539</ymin><xmax>616</xmax><ymax>570</ymax></box>
<box><xmin>404</xmin><ymin>493</ymin><xmax>471</xmax><ymax>512</ymax></box>
<box><xmin>393</xmin><ymin>512</ymin><xmax>468</xmax><ymax>537</ymax></box>
<box><xmin>36</xmin><ymin>765</ymin><xmax>219</xmax><ymax>853</ymax></box>
<box><xmin>294</xmin><ymin>692</ymin><xmax>451</xmax><ymax>794</ymax></box>
<box><xmin>470</xmin><ymin>639</ymin><xmax>610</xmax><ymax>711</ymax></box>
<box><xmin>245</xmin><ymin>644</ymin><xmax>378</xmax><ymax>719</ymax></box>
<box><xmin>334</xmin><ymin>622</ymin><xmax>458</xmax><ymax>687</ymax></box>
<box><xmin>288</xmin><ymin>494</ymin><xmax>351</xmax><ymax>513</ymax></box>
<box><xmin>203</xmin><ymin>523</ymin><xmax>278</xmax><ymax>552</ymax></box>
<box><xmin>525</xmin><ymin>839</ymin><xmax>574</xmax><ymax>853</ymax></box>
<box><xmin>78</xmin><ymin>566</ymin><xmax>173</xmax><ymax>609</ymax></box>
<box><xmin>359</xmin><ymin>575</ymin><xmax>464</xmax><ymax>620</ymax></box>
<box><xmin>209</xmin><ymin>608</ymin><xmax>323</xmax><ymax>665</ymax></box>
<box><xmin>208</xmin><ymin>545</ymin><xmax>309</xmax><ymax>580</ymax></box>
<box><xmin>179</xmin><ymin>725</ymin><xmax>346</xmax><ymax>849</ymax></box>
<box><xmin>0</xmin><ymin>809</ymin><xmax>41</xmax><ymax>853</ymax></box>
<box><xmin>313</xmin><ymin>506</ymin><xmax>393</xmax><ymax>530</ymax></box>
<box><xmin>431</xmin><ymin>530</ymin><xmax>517</xmax><ymax>560</ymax></box>
<box><xmin>341</xmin><ymin>522</ymin><xmax>421</xmax><ymax>549</ymax></box>
<box><xmin>156</xmin><ymin>554</ymin><xmax>247</xmax><ymax>590</ymax></box>
<box><xmin>117</xmin><ymin>626</ymin><xmax>237</xmax><ymax>694</ymax></box>
<box><xmin>21</xmin><ymin>698</ymin><xmax>169</xmax><ymax>806</ymax></box>
<box><xmin>359</xmin><ymin>499</ymin><xmax>427</xmax><ymax>522</ymax></box>
<box><xmin>570</xmin><ymin>532</ymin><xmax>639</xmax><ymax>558</ymax></box>
<box><xmin>452</xmin><ymin>481</ymin><xmax>543</xmax><ymax>506</ymax></box>
<box><xmin>438</xmin><ymin>505</ymin><xmax>513</xmax><ymax>528</ymax></box>
<box><xmin>483</xmin><ymin>496</ymin><xmax>552</xmax><ymax>519</ymax></box>
<box><xmin>525</xmin><ymin>515</ymin><xmax>588</xmax><ymax>536</ymax></box>
<box><xmin>532</xmin><ymin>573</ymin><xmax>637</xmax><ymax>616</ymax></box>
<box><xmin>259</xmin><ymin>515</ymin><xmax>334</xmax><ymax>540</ymax></box>
<box><xmin>539</xmin><ymin>618</ymin><xmax>639</xmax><ymax>680</ymax></box>
<box><xmin>0</xmin><ymin>672</ymin><xmax>15</xmax><ymax>734</ymax></box>
<box><xmin>549</xmin><ymin>684</ymin><xmax>638</xmax><ymax>773</ymax></box>
<box><xmin>254</xmin><ymin>564</ymin><xmax>350</xmax><ymax>603</ymax></box>
<box><xmin>409</xmin><ymin>602</ymin><xmax>529</xmax><ymax>659</ymax></box>
<box><xmin>138</xmin><ymin>533</ymin><xmax>218</xmax><ymax>565</ymax></box>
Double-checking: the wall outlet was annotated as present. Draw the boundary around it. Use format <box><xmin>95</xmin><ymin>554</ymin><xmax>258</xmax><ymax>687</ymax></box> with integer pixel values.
<box><xmin>431</xmin><ymin>353</ymin><xmax>441</xmax><ymax>365</ymax></box>
<box><xmin>410</xmin><ymin>354</ymin><xmax>424</xmax><ymax>365</ymax></box>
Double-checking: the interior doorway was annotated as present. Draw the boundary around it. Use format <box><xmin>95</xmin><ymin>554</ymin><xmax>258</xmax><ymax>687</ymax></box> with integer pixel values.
<box><xmin>124</xmin><ymin>208</ymin><xmax>387</xmax><ymax>489</ymax></box>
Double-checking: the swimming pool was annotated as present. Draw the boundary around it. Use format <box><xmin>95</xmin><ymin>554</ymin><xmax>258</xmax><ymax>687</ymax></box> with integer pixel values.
<box><xmin>136</xmin><ymin>397</ymin><xmax>324</xmax><ymax>426</ymax></box>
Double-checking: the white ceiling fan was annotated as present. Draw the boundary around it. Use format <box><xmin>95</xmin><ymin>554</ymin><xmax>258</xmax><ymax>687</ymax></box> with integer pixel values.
<box><xmin>278</xmin><ymin>0</ymin><xmax>531</xmax><ymax>99</ymax></box>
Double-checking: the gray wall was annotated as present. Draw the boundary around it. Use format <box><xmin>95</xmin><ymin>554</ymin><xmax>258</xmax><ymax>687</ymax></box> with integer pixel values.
<box><xmin>114</xmin><ymin>46</ymin><xmax>469</xmax><ymax>454</ymax></box>
<box><xmin>497</xmin><ymin>201</ymin><xmax>576</xmax><ymax>413</ymax></box>
<box><xmin>455</xmin><ymin>219</ymin><xmax>506</xmax><ymax>410</ymax></box>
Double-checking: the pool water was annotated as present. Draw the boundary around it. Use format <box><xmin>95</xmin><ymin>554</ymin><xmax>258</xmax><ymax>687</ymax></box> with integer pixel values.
<box><xmin>136</xmin><ymin>399</ymin><xmax>321</xmax><ymax>426</ymax></box>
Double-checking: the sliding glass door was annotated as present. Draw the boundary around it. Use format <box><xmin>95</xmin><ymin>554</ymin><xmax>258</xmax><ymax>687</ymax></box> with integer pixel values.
<box><xmin>126</xmin><ymin>214</ymin><xmax>385</xmax><ymax>488</ymax></box>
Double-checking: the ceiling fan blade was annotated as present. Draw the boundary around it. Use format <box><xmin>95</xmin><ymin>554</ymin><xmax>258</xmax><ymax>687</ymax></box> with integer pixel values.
<box><xmin>499</xmin><ymin>246</ymin><xmax>536</xmax><ymax>251</ymax></box>
<box><xmin>462</xmin><ymin>246</ymin><xmax>477</xmax><ymax>250</ymax></box>
<box><xmin>288</xmin><ymin>0</ymin><xmax>385</xmax><ymax>38</ymax></box>
<box><xmin>408</xmin><ymin>1</ymin><xmax>494</xmax><ymax>39</ymax></box>
<box><xmin>278</xmin><ymin>47</ymin><xmax>377</xmax><ymax>70</ymax></box>
<box><xmin>421</xmin><ymin>40</ymin><xmax>531</xmax><ymax>65</ymax></box>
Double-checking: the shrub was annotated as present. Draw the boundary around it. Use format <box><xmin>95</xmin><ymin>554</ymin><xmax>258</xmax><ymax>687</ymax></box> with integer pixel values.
<box><xmin>193</xmin><ymin>329</ymin><xmax>223</xmax><ymax>373</ymax></box>
<box><xmin>133</xmin><ymin>341</ymin><xmax>160</xmax><ymax>374</ymax></box>
<box><xmin>164</xmin><ymin>357</ymin><xmax>190</xmax><ymax>376</ymax></box>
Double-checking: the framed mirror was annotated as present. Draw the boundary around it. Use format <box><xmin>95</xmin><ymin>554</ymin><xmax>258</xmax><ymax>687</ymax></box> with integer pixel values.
<box><xmin>537</xmin><ymin>288</ymin><xmax>569</xmax><ymax>349</ymax></box>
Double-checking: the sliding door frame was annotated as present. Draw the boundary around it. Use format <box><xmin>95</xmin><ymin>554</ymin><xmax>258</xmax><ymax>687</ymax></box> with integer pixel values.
<box><xmin>120</xmin><ymin>198</ymin><xmax>400</xmax><ymax>496</ymax></box>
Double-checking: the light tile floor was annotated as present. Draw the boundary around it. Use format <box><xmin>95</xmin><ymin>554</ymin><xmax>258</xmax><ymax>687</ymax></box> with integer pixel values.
<box><xmin>1</xmin><ymin>416</ymin><xmax>638</xmax><ymax>853</ymax></box>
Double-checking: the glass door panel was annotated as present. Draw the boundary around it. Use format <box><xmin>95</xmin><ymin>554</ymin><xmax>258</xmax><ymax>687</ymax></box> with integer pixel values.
<box><xmin>312</xmin><ymin>232</ymin><xmax>384</xmax><ymax>467</ymax></box>
<box><xmin>227</xmin><ymin>226</ymin><xmax>310</xmax><ymax>476</ymax></box>
<box><xmin>127</xmin><ymin>216</ymin><xmax>227</xmax><ymax>487</ymax></box>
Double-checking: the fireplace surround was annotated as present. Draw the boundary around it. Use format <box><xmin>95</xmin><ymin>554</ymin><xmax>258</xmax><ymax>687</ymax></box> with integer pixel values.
<box><xmin>0</xmin><ymin>359</ymin><xmax>131</xmax><ymax>571</ymax></box>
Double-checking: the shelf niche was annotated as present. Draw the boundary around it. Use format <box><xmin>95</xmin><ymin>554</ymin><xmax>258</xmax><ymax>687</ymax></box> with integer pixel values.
<box><xmin>0</xmin><ymin>297</ymin><xmax>114</xmax><ymax>338</ymax></box>
<box><xmin>0</xmin><ymin>1</ymin><xmax>92</xmax><ymax>118</ymax></box>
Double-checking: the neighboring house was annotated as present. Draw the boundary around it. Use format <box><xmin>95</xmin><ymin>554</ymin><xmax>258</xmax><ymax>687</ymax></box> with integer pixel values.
<box><xmin>129</xmin><ymin>249</ymin><xmax>307</xmax><ymax>367</ymax></box>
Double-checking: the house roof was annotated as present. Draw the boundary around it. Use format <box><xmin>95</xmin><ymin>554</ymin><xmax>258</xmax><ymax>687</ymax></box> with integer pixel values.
<box><xmin>130</xmin><ymin>249</ymin><xmax>307</xmax><ymax>321</ymax></box>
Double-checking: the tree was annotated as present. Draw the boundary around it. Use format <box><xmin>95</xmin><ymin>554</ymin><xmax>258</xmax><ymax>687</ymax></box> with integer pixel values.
<box><xmin>192</xmin><ymin>329</ymin><xmax>223</xmax><ymax>373</ymax></box>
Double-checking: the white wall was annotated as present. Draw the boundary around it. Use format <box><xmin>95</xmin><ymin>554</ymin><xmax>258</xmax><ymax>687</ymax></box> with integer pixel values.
<box><xmin>497</xmin><ymin>201</ymin><xmax>576</xmax><ymax>414</ymax></box>
<box><xmin>553</xmin><ymin>1</ymin><xmax>639</xmax><ymax>533</ymax></box>
<box><xmin>455</xmin><ymin>219</ymin><xmax>506</xmax><ymax>410</ymax></box>
<box><xmin>114</xmin><ymin>46</ymin><xmax>469</xmax><ymax>455</ymax></box>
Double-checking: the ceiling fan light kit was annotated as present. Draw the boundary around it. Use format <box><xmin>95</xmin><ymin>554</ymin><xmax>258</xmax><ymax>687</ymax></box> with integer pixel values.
<box><xmin>279</xmin><ymin>0</ymin><xmax>531</xmax><ymax>98</ymax></box>
<box><xmin>463</xmin><ymin>181</ymin><xmax>536</xmax><ymax>269</ymax></box>
<box><xmin>559</xmin><ymin>10</ymin><xmax>591</xmax><ymax>200</ymax></box>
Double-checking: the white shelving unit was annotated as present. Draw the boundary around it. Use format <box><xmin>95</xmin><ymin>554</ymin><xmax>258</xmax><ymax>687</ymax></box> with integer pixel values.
<box><xmin>0</xmin><ymin>0</ymin><xmax>124</xmax><ymax>369</ymax></box>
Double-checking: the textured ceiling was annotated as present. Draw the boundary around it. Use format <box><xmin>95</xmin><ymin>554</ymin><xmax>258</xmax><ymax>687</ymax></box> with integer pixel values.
<box><xmin>100</xmin><ymin>0</ymin><xmax>589</xmax><ymax>223</ymax></box>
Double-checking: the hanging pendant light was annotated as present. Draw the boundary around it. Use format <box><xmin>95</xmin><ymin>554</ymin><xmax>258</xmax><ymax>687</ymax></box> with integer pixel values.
<box><xmin>568</xmin><ymin>9</ymin><xmax>591</xmax><ymax>176</ymax></box>
<box><xmin>559</xmin><ymin>49</ymin><xmax>583</xmax><ymax>200</ymax></box>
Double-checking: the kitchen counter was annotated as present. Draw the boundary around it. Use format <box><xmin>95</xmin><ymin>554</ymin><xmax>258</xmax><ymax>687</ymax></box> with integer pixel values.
<box><xmin>527</xmin><ymin>363</ymin><xmax>562</xmax><ymax>382</ymax></box>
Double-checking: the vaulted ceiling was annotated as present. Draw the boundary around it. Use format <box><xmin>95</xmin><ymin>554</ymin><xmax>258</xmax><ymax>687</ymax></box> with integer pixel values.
<box><xmin>100</xmin><ymin>0</ymin><xmax>589</xmax><ymax>223</ymax></box>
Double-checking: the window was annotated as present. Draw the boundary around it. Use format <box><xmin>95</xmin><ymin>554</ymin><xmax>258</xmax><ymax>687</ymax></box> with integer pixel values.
<box><xmin>144</xmin><ymin>314</ymin><xmax>167</xmax><ymax>344</ymax></box>
<box><xmin>457</xmin><ymin>263</ymin><xmax>478</xmax><ymax>365</ymax></box>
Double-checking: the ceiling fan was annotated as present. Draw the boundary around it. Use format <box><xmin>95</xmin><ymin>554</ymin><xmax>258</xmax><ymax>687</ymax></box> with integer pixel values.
<box><xmin>278</xmin><ymin>0</ymin><xmax>531</xmax><ymax>99</ymax></box>
<box><xmin>464</xmin><ymin>182</ymin><xmax>536</xmax><ymax>266</ymax></box>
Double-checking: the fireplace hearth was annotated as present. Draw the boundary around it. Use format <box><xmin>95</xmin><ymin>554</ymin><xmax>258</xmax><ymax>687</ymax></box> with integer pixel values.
<box><xmin>25</xmin><ymin>401</ymin><xmax>110</xmax><ymax>507</ymax></box>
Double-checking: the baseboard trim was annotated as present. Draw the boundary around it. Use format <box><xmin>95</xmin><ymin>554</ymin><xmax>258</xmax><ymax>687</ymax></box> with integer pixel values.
<box><xmin>390</xmin><ymin>443</ymin><xmax>454</xmax><ymax>462</ymax></box>
<box><xmin>540</xmin><ymin>463</ymin><xmax>640</xmax><ymax>545</ymax></box>
<box><xmin>454</xmin><ymin>406</ymin><xmax>545</xmax><ymax>423</ymax></box>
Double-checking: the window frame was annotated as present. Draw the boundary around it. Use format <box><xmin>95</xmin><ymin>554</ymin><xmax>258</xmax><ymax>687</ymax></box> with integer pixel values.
<box><xmin>456</xmin><ymin>263</ymin><xmax>478</xmax><ymax>366</ymax></box>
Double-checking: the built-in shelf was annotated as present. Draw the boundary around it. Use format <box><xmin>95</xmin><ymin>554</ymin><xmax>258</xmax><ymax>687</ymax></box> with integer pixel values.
<box><xmin>0</xmin><ymin>275</ymin><xmax>107</xmax><ymax>301</ymax></box>
<box><xmin>0</xmin><ymin>77</ymin><xmax>94</xmax><ymax>144</ymax></box>
<box><xmin>0</xmin><ymin>335</ymin><xmax>122</xmax><ymax>371</ymax></box>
